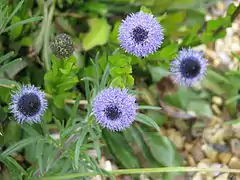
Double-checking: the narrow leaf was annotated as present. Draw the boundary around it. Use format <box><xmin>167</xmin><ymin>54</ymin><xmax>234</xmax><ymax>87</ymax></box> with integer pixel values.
<box><xmin>2</xmin><ymin>137</ymin><xmax>40</xmax><ymax>156</ymax></box>
<box><xmin>74</xmin><ymin>128</ymin><xmax>88</xmax><ymax>169</ymax></box>
<box><xmin>135</xmin><ymin>113</ymin><xmax>160</xmax><ymax>132</ymax></box>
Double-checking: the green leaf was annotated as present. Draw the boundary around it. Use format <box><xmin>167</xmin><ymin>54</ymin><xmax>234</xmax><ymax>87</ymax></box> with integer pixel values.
<box><xmin>126</xmin><ymin>75</ymin><xmax>134</xmax><ymax>86</ymax></box>
<box><xmin>226</xmin><ymin>95</ymin><xmax>240</xmax><ymax>105</ymax></box>
<box><xmin>206</xmin><ymin>17</ymin><xmax>231</xmax><ymax>32</ymax></box>
<box><xmin>140</xmin><ymin>6</ymin><xmax>152</xmax><ymax>14</ymax></box>
<box><xmin>141</xmin><ymin>131</ymin><xmax>182</xmax><ymax>167</ymax></box>
<box><xmin>187</xmin><ymin>100</ymin><xmax>212</xmax><ymax>117</ymax></box>
<box><xmin>1</xmin><ymin>0</ymin><xmax>24</xmax><ymax>33</ymax></box>
<box><xmin>0</xmin><ymin>156</ymin><xmax>27</xmax><ymax>176</ymax></box>
<box><xmin>0</xmin><ymin>79</ymin><xmax>19</xmax><ymax>86</ymax></box>
<box><xmin>20</xmin><ymin>36</ymin><xmax>33</xmax><ymax>46</ymax></box>
<box><xmin>36</xmin><ymin>139</ymin><xmax>46</xmax><ymax>175</ymax></box>
<box><xmin>56</xmin><ymin>77</ymin><xmax>79</xmax><ymax>91</ymax></box>
<box><xmin>83</xmin><ymin>1</ymin><xmax>107</xmax><ymax>15</ymax></box>
<box><xmin>110</xmin><ymin>66</ymin><xmax>132</xmax><ymax>76</ymax></box>
<box><xmin>9</xmin><ymin>16</ymin><xmax>23</xmax><ymax>39</ymax></box>
<box><xmin>53</xmin><ymin>93</ymin><xmax>69</xmax><ymax>108</ymax></box>
<box><xmin>207</xmin><ymin>69</ymin><xmax>229</xmax><ymax>84</ymax></box>
<box><xmin>103</xmin><ymin>130</ymin><xmax>140</xmax><ymax>168</ymax></box>
<box><xmin>110</xmin><ymin>76</ymin><xmax>123</xmax><ymax>88</ymax></box>
<box><xmin>108</xmin><ymin>53</ymin><xmax>131</xmax><ymax>67</ymax></box>
<box><xmin>82</xmin><ymin>18</ymin><xmax>111</xmax><ymax>51</ymax></box>
<box><xmin>2</xmin><ymin>137</ymin><xmax>40</xmax><ymax>156</ymax></box>
<box><xmin>3</xmin><ymin>16</ymin><xmax>43</xmax><ymax>33</ymax></box>
<box><xmin>224</xmin><ymin>118</ymin><xmax>240</xmax><ymax>125</ymax></box>
<box><xmin>135</xmin><ymin>113</ymin><xmax>160</xmax><ymax>132</ymax></box>
<box><xmin>138</xmin><ymin>105</ymin><xmax>162</xmax><ymax>110</ymax></box>
<box><xmin>147</xmin><ymin>44</ymin><xmax>178</xmax><ymax>61</ymax></box>
<box><xmin>100</xmin><ymin>64</ymin><xmax>110</xmax><ymax>89</ymax></box>
<box><xmin>110</xmin><ymin>21</ymin><xmax>120</xmax><ymax>43</ymax></box>
<box><xmin>227</xmin><ymin>3</ymin><xmax>237</xmax><ymax>16</ymax></box>
<box><xmin>2</xmin><ymin>59</ymin><xmax>28</xmax><ymax>79</ymax></box>
<box><xmin>161</xmin><ymin>11</ymin><xmax>186</xmax><ymax>32</ymax></box>
<box><xmin>0</xmin><ymin>122</ymin><xmax>21</xmax><ymax>146</ymax></box>
<box><xmin>123</xmin><ymin>126</ymin><xmax>160</xmax><ymax>168</ymax></box>
<box><xmin>0</xmin><ymin>58</ymin><xmax>22</xmax><ymax>74</ymax></box>
<box><xmin>0</xmin><ymin>51</ymin><xmax>14</xmax><ymax>64</ymax></box>
<box><xmin>67</xmin><ymin>96</ymin><xmax>81</xmax><ymax>127</ymax></box>
<box><xmin>74</xmin><ymin>128</ymin><xmax>88</xmax><ymax>169</ymax></box>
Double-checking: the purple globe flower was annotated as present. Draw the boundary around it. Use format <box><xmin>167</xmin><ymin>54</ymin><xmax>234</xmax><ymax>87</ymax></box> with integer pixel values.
<box><xmin>170</xmin><ymin>48</ymin><xmax>208</xmax><ymax>86</ymax></box>
<box><xmin>118</xmin><ymin>12</ymin><xmax>164</xmax><ymax>57</ymax></box>
<box><xmin>9</xmin><ymin>85</ymin><xmax>48</xmax><ymax>124</ymax></box>
<box><xmin>92</xmin><ymin>88</ymin><xmax>137</xmax><ymax>131</ymax></box>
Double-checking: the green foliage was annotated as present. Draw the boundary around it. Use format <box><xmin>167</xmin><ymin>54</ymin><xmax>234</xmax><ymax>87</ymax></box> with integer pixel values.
<box><xmin>44</xmin><ymin>56</ymin><xmax>80</xmax><ymax>108</ymax></box>
<box><xmin>82</xmin><ymin>18</ymin><xmax>111</xmax><ymax>51</ymax></box>
<box><xmin>108</xmin><ymin>52</ymin><xmax>134</xmax><ymax>87</ymax></box>
<box><xmin>1</xmin><ymin>0</ymin><xmax>240</xmax><ymax>179</ymax></box>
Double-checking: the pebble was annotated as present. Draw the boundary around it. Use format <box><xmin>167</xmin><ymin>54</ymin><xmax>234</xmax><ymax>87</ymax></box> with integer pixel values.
<box><xmin>185</xmin><ymin>142</ymin><xmax>193</xmax><ymax>152</ymax></box>
<box><xmin>197</xmin><ymin>159</ymin><xmax>211</xmax><ymax>169</ymax></box>
<box><xmin>236</xmin><ymin>175</ymin><xmax>240</xmax><ymax>180</ymax></box>
<box><xmin>232</xmin><ymin>123</ymin><xmax>240</xmax><ymax>138</ymax></box>
<box><xmin>218</xmin><ymin>152</ymin><xmax>232</xmax><ymax>164</ymax></box>
<box><xmin>212</xmin><ymin>104</ymin><xmax>221</xmax><ymax>115</ymax></box>
<box><xmin>214</xmin><ymin>173</ymin><xmax>229</xmax><ymax>180</ymax></box>
<box><xmin>192</xmin><ymin>172</ymin><xmax>204</xmax><ymax>180</ymax></box>
<box><xmin>140</xmin><ymin>174</ymin><xmax>150</xmax><ymax>180</ymax></box>
<box><xmin>203</xmin><ymin>128</ymin><xmax>217</xmax><ymax>143</ymax></box>
<box><xmin>202</xmin><ymin>144</ymin><xmax>218</xmax><ymax>162</ymax></box>
<box><xmin>167</xmin><ymin>129</ymin><xmax>185</xmax><ymax>150</ymax></box>
<box><xmin>205</xmin><ymin>175</ymin><xmax>213</xmax><ymax>180</ymax></box>
<box><xmin>191</xmin><ymin>143</ymin><xmax>205</xmax><ymax>162</ymax></box>
<box><xmin>187</xmin><ymin>155</ymin><xmax>196</xmax><ymax>166</ymax></box>
<box><xmin>212</xmin><ymin>96</ymin><xmax>223</xmax><ymax>106</ymax></box>
<box><xmin>231</xmin><ymin>139</ymin><xmax>240</xmax><ymax>157</ymax></box>
<box><xmin>212</xmin><ymin>143</ymin><xmax>229</xmax><ymax>153</ymax></box>
<box><xmin>210</xmin><ymin>163</ymin><xmax>222</xmax><ymax>177</ymax></box>
<box><xmin>228</xmin><ymin>156</ymin><xmax>240</xmax><ymax>169</ymax></box>
<box><xmin>211</xmin><ymin>126</ymin><xmax>233</xmax><ymax>143</ymax></box>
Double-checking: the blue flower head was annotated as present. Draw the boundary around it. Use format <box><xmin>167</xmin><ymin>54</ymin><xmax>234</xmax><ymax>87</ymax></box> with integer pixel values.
<box><xmin>118</xmin><ymin>12</ymin><xmax>164</xmax><ymax>57</ymax></box>
<box><xmin>170</xmin><ymin>48</ymin><xmax>208</xmax><ymax>86</ymax></box>
<box><xmin>92</xmin><ymin>88</ymin><xmax>137</xmax><ymax>131</ymax></box>
<box><xmin>9</xmin><ymin>85</ymin><xmax>48</xmax><ymax>124</ymax></box>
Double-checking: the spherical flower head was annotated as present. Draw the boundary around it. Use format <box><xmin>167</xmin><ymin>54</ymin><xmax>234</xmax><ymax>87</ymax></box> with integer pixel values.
<box><xmin>92</xmin><ymin>88</ymin><xmax>137</xmax><ymax>131</ymax></box>
<box><xmin>50</xmin><ymin>33</ymin><xmax>74</xmax><ymax>59</ymax></box>
<box><xmin>170</xmin><ymin>48</ymin><xmax>208</xmax><ymax>86</ymax></box>
<box><xmin>9</xmin><ymin>85</ymin><xmax>48</xmax><ymax>124</ymax></box>
<box><xmin>118</xmin><ymin>11</ymin><xmax>164</xmax><ymax>57</ymax></box>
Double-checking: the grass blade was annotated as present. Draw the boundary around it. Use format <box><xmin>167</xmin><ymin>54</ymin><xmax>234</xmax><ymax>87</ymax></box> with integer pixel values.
<box><xmin>135</xmin><ymin>113</ymin><xmax>160</xmax><ymax>132</ymax></box>
<box><xmin>3</xmin><ymin>16</ymin><xmax>43</xmax><ymax>33</ymax></box>
<box><xmin>0</xmin><ymin>58</ymin><xmax>22</xmax><ymax>74</ymax></box>
<box><xmin>2</xmin><ymin>137</ymin><xmax>40</xmax><ymax>156</ymax></box>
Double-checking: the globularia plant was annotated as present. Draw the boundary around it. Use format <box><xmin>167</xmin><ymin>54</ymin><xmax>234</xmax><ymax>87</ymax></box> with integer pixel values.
<box><xmin>1</xmin><ymin>1</ymin><xmax>240</xmax><ymax>180</ymax></box>
<box><xmin>118</xmin><ymin>12</ymin><xmax>164</xmax><ymax>57</ymax></box>
<box><xmin>170</xmin><ymin>48</ymin><xmax>208</xmax><ymax>86</ymax></box>
<box><xmin>9</xmin><ymin>85</ymin><xmax>48</xmax><ymax>124</ymax></box>
<box><xmin>93</xmin><ymin>88</ymin><xmax>137</xmax><ymax>131</ymax></box>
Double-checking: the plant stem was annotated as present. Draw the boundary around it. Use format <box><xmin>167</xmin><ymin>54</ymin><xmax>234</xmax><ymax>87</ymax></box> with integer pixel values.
<box><xmin>41</xmin><ymin>167</ymin><xmax>240</xmax><ymax>180</ymax></box>
<box><xmin>34</xmin><ymin>130</ymin><xmax>81</xmax><ymax>177</ymax></box>
<box><xmin>43</xmin><ymin>1</ymin><xmax>55</xmax><ymax>71</ymax></box>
